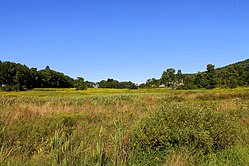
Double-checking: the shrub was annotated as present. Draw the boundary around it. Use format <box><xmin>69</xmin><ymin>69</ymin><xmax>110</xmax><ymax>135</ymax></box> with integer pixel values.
<box><xmin>130</xmin><ymin>106</ymin><xmax>242</xmax><ymax>154</ymax></box>
<box><xmin>0</xmin><ymin>84</ymin><xmax>20</xmax><ymax>91</ymax></box>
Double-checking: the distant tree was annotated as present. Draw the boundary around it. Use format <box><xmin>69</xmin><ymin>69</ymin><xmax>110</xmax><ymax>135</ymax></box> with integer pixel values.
<box><xmin>160</xmin><ymin>68</ymin><xmax>176</xmax><ymax>88</ymax></box>
<box><xmin>0</xmin><ymin>61</ymin><xmax>76</xmax><ymax>91</ymax></box>
<box><xmin>160</xmin><ymin>71</ymin><xmax>169</xmax><ymax>86</ymax></box>
<box><xmin>244</xmin><ymin>66</ymin><xmax>249</xmax><ymax>86</ymax></box>
<box><xmin>98</xmin><ymin>79</ymin><xmax>137</xmax><ymax>89</ymax></box>
<box><xmin>30</xmin><ymin>68</ymin><xmax>40</xmax><ymax>88</ymax></box>
<box><xmin>85</xmin><ymin>81</ymin><xmax>96</xmax><ymax>88</ymax></box>
<box><xmin>229</xmin><ymin>78</ymin><xmax>238</xmax><ymax>89</ymax></box>
<box><xmin>205</xmin><ymin>64</ymin><xmax>216</xmax><ymax>89</ymax></box>
<box><xmin>194</xmin><ymin>72</ymin><xmax>205</xmax><ymax>88</ymax></box>
<box><xmin>0</xmin><ymin>61</ymin><xmax>3</xmax><ymax>87</ymax></box>
<box><xmin>0</xmin><ymin>61</ymin><xmax>16</xmax><ymax>87</ymax></box>
<box><xmin>15</xmin><ymin>63</ymin><xmax>32</xmax><ymax>90</ymax></box>
<box><xmin>0</xmin><ymin>61</ymin><xmax>33</xmax><ymax>91</ymax></box>
<box><xmin>98</xmin><ymin>80</ymin><xmax>107</xmax><ymax>88</ymax></box>
<box><xmin>146</xmin><ymin>78</ymin><xmax>160</xmax><ymax>88</ymax></box>
<box><xmin>167</xmin><ymin>68</ymin><xmax>176</xmax><ymax>83</ymax></box>
<box><xmin>138</xmin><ymin>83</ymin><xmax>147</xmax><ymax>89</ymax></box>
<box><xmin>45</xmin><ymin>65</ymin><xmax>51</xmax><ymax>70</ymax></box>
<box><xmin>74</xmin><ymin>77</ymin><xmax>87</xmax><ymax>90</ymax></box>
<box><xmin>176</xmin><ymin>70</ymin><xmax>183</xmax><ymax>84</ymax></box>
<box><xmin>127</xmin><ymin>81</ymin><xmax>138</xmax><ymax>89</ymax></box>
<box><xmin>38</xmin><ymin>69</ymin><xmax>73</xmax><ymax>88</ymax></box>
<box><xmin>181</xmin><ymin>74</ymin><xmax>197</xmax><ymax>89</ymax></box>
<box><xmin>107</xmin><ymin>78</ymin><xmax>119</xmax><ymax>88</ymax></box>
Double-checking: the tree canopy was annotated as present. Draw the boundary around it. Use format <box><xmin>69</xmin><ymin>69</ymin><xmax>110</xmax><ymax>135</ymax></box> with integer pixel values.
<box><xmin>97</xmin><ymin>78</ymin><xmax>137</xmax><ymax>89</ymax></box>
<box><xmin>0</xmin><ymin>61</ymin><xmax>81</xmax><ymax>91</ymax></box>
<box><xmin>1</xmin><ymin>59</ymin><xmax>248</xmax><ymax>91</ymax></box>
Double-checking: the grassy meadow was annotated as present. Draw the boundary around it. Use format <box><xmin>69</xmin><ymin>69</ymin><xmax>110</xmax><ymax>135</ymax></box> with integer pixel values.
<box><xmin>0</xmin><ymin>88</ymin><xmax>249</xmax><ymax>165</ymax></box>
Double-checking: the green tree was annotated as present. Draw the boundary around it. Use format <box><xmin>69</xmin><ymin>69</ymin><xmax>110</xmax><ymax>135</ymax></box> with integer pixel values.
<box><xmin>229</xmin><ymin>78</ymin><xmax>238</xmax><ymax>89</ymax></box>
<box><xmin>160</xmin><ymin>68</ymin><xmax>176</xmax><ymax>88</ymax></box>
<box><xmin>45</xmin><ymin>65</ymin><xmax>51</xmax><ymax>70</ymax></box>
<box><xmin>85</xmin><ymin>81</ymin><xmax>96</xmax><ymax>88</ymax></box>
<box><xmin>74</xmin><ymin>77</ymin><xmax>87</xmax><ymax>90</ymax></box>
<box><xmin>206</xmin><ymin>64</ymin><xmax>216</xmax><ymax>89</ymax></box>
<box><xmin>14</xmin><ymin>63</ymin><xmax>32</xmax><ymax>90</ymax></box>
<box><xmin>0</xmin><ymin>61</ymin><xmax>33</xmax><ymax>91</ymax></box>
<box><xmin>127</xmin><ymin>81</ymin><xmax>138</xmax><ymax>89</ymax></box>
<box><xmin>146</xmin><ymin>78</ymin><xmax>160</xmax><ymax>88</ymax></box>
<box><xmin>38</xmin><ymin>69</ymin><xmax>73</xmax><ymax>88</ymax></box>
<box><xmin>194</xmin><ymin>72</ymin><xmax>206</xmax><ymax>88</ymax></box>
<box><xmin>181</xmin><ymin>74</ymin><xmax>196</xmax><ymax>89</ymax></box>
<box><xmin>176</xmin><ymin>70</ymin><xmax>183</xmax><ymax>84</ymax></box>
<box><xmin>138</xmin><ymin>83</ymin><xmax>146</xmax><ymax>89</ymax></box>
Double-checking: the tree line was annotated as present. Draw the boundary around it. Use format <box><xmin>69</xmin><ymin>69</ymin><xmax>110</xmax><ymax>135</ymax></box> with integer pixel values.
<box><xmin>0</xmin><ymin>61</ymin><xmax>88</xmax><ymax>91</ymax></box>
<box><xmin>143</xmin><ymin>59</ymin><xmax>249</xmax><ymax>89</ymax></box>
<box><xmin>0</xmin><ymin>61</ymin><xmax>137</xmax><ymax>91</ymax></box>
<box><xmin>97</xmin><ymin>78</ymin><xmax>137</xmax><ymax>89</ymax></box>
<box><xmin>0</xmin><ymin>59</ymin><xmax>248</xmax><ymax>91</ymax></box>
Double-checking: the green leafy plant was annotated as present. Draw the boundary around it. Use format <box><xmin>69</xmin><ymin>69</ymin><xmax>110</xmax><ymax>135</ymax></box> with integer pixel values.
<box><xmin>130</xmin><ymin>105</ymin><xmax>242</xmax><ymax>154</ymax></box>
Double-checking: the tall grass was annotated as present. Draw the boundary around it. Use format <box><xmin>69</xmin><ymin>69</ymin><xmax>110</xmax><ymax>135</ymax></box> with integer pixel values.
<box><xmin>0</xmin><ymin>88</ymin><xmax>248</xmax><ymax>165</ymax></box>
<box><xmin>96</xmin><ymin>126</ymin><xmax>105</xmax><ymax>166</ymax></box>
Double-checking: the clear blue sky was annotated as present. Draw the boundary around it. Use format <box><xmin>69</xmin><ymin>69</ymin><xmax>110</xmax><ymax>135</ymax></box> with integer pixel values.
<box><xmin>1</xmin><ymin>0</ymin><xmax>249</xmax><ymax>83</ymax></box>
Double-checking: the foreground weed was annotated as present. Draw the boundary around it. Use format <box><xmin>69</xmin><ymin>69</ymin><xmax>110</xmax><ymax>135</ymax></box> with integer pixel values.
<box><xmin>111</xmin><ymin>118</ymin><xmax>129</xmax><ymax>166</ymax></box>
<box><xmin>49</xmin><ymin>127</ymin><xmax>87</xmax><ymax>166</ymax></box>
<box><xmin>96</xmin><ymin>126</ymin><xmax>105</xmax><ymax>166</ymax></box>
<box><xmin>0</xmin><ymin>127</ymin><xmax>13</xmax><ymax>165</ymax></box>
<box><xmin>50</xmin><ymin>129</ymin><xmax>71</xmax><ymax>165</ymax></box>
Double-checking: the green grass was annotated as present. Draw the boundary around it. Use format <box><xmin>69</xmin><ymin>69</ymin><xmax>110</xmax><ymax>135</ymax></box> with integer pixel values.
<box><xmin>0</xmin><ymin>88</ymin><xmax>249</xmax><ymax>165</ymax></box>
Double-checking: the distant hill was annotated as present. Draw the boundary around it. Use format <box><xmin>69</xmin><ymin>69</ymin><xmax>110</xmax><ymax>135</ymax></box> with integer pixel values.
<box><xmin>216</xmin><ymin>59</ymin><xmax>249</xmax><ymax>70</ymax></box>
<box><xmin>145</xmin><ymin>58</ymin><xmax>249</xmax><ymax>89</ymax></box>
<box><xmin>215</xmin><ymin>59</ymin><xmax>249</xmax><ymax>88</ymax></box>
<box><xmin>181</xmin><ymin>59</ymin><xmax>249</xmax><ymax>89</ymax></box>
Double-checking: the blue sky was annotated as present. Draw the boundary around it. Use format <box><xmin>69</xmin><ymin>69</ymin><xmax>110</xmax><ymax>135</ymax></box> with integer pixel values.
<box><xmin>1</xmin><ymin>0</ymin><xmax>249</xmax><ymax>83</ymax></box>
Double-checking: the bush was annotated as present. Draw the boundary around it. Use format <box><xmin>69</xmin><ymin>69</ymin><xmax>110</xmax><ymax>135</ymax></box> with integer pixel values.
<box><xmin>75</xmin><ymin>85</ymin><xmax>87</xmax><ymax>90</ymax></box>
<box><xmin>74</xmin><ymin>77</ymin><xmax>87</xmax><ymax>90</ymax></box>
<box><xmin>0</xmin><ymin>84</ymin><xmax>20</xmax><ymax>91</ymax></box>
<box><xmin>130</xmin><ymin>106</ymin><xmax>242</xmax><ymax>154</ymax></box>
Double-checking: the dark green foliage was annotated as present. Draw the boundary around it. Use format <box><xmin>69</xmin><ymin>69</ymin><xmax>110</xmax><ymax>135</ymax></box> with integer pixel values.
<box><xmin>127</xmin><ymin>81</ymin><xmax>138</xmax><ymax>89</ymax></box>
<box><xmin>131</xmin><ymin>106</ymin><xmax>242</xmax><ymax>154</ymax></box>
<box><xmin>1</xmin><ymin>58</ymin><xmax>248</xmax><ymax>91</ymax></box>
<box><xmin>74</xmin><ymin>77</ymin><xmax>87</xmax><ymax>90</ymax></box>
<box><xmin>180</xmin><ymin>59</ymin><xmax>249</xmax><ymax>89</ymax></box>
<box><xmin>45</xmin><ymin>65</ymin><xmax>50</xmax><ymax>70</ymax></box>
<box><xmin>158</xmin><ymin>59</ymin><xmax>249</xmax><ymax>89</ymax></box>
<box><xmin>145</xmin><ymin>78</ymin><xmax>160</xmax><ymax>88</ymax></box>
<box><xmin>38</xmin><ymin>69</ymin><xmax>74</xmax><ymax>88</ymax></box>
<box><xmin>138</xmin><ymin>83</ymin><xmax>147</xmax><ymax>88</ymax></box>
<box><xmin>181</xmin><ymin>74</ymin><xmax>197</xmax><ymax>89</ymax></box>
<box><xmin>229</xmin><ymin>78</ymin><xmax>238</xmax><ymax>89</ymax></box>
<box><xmin>160</xmin><ymin>68</ymin><xmax>176</xmax><ymax>88</ymax></box>
<box><xmin>0</xmin><ymin>61</ymin><xmax>85</xmax><ymax>91</ymax></box>
<box><xmin>205</xmin><ymin>64</ymin><xmax>216</xmax><ymax>89</ymax></box>
<box><xmin>85</xmin><ymin>81</ymin><xmax>96</xmax><ymax>88</ymax></box>
<box><xmin>216</xmin><ymin>64</ymin><xmax>246</xmax><ymax>88</ymax></box>
<box><xmin>176</xmin><ymin>69</ymin><xmax>183</xmax><ymax>84</ymax></box>
<box><xmin>0</xmin><ymin>61</ymin><xmax>32</xmax><ymax>91</ymax></box>
<box><xmin>97</xmin><ymin>78</ymin><xmax>137</xmax><ymax>89</ymax></box>
<box><xmin>194</xmin><ymin>72</ymin><xmax>206</xmax><ymax>88</ymax></box>
<box><xmin>98</xmin><ymin>79</ymin><xmax>119</xmax><ymax>88</ymax></box>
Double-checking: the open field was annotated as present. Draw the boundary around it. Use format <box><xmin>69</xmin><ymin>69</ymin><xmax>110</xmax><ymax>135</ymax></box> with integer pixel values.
<box><xmin>0</xmin><ymin>88</ymin><xmax>249</xmax><ymax>165</ymax></box>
